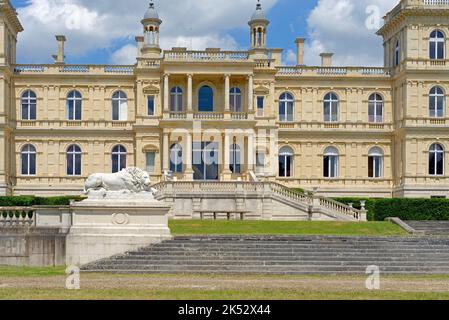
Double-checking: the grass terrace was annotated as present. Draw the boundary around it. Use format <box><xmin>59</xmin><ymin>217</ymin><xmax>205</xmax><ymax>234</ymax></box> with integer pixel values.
<box><xmin>168</xmin><ymin>220</ymin><xmax>408</xmax><ymax>237</ymax></box>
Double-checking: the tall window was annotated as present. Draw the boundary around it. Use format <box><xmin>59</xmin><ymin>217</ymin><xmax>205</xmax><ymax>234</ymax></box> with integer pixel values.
<box><xmin>21</xmin><ymin>144</ymin><xmax>36</xmax><ymax>175</ymax></box>
<box><xmin>198</xmin><ymin>85</ymin><xmax>214</xmax><ymax>112</ymax></box>
<box><xmin>324</xmin><ymin>147</ymin><xmax>339</xmax><ymax>178</ymax></box>
<box><xmin>368</xmin><ymin>147</ymin><xmax>384</xmax><ymax>178</ymax></box>
<box><xmin>256</xmin><ymin>152</ymin><xmax>265</xmax><ymax>174</ymax></box>
<box><xmin>170</xmin><ymin>143</ymin><xmax>183</xmax><ymax>173</ymax></box>
<box><xmin>279</xmin><ymin>92</ymin><xmax>294</xmax><ymax>122</ymax></box>
<box><xmin>230</xmin><ymin>87</ymin><xmax>242</xmax><ymax>112</ymax></box>
<box><xmin>67</xmin><ymin>90</ymin><xmax>82</xmax><ymax>121</ymax></box>
<box><xmin>67</xmin><ymin>145</ymin><xmax>82</xmax><ymax>176</ymax></box>
<box><xmin>257</xmin><ymin>96</ymin><xmax>265</xmax><ymax>117</ymax></box>
<box><xmin>146</xmin><ymin>152</ymin><xmax>156</xmax><ymax>173</ymax></box>
<box><xmin>368</xmin><ymin>93</ymin><xmax>384</xmax><ymax>123</ymax></box>
<box><xmin>394</xmin><ymin>40</ymin><xmax>400</xmax><ymax>67</ymax></box>
<box><xmin>429</xmin><ymin>143</ymin><xmax>444</xmax><ymax>176</ymax></box>
<box><xmin>279</xmin><ymin>146</ymin><xmax>294</xmax><ymax>178</ymax></box>
<box><xmin>170</xmin><ymin>87</ymin><xmax>183</xmax><ymax>112</ymax></box>
<box><xmin>147</xmin><ymin>96</ymin><xmax>155</xmax><ymax>116</ymax></box>
<box><xmin>112</xmin><ymin>91</ymin><xmax>128</xmax><ymax>121</ymax></box>
<box><xmin>324</xmin><ymin>93</ymin><xmax>339</xmax><ymax>122</ymax></box>
<box><xmin>112</xmin><ymin>145</ymin><xmax>127</xmax><ymax>173</ymax></box>
<box><xmin>430</xmin><ymin>30</ymin><xmax>445</xmax><ymax>60</ymax></box>
<box><xmin>429</xmin><ymin>86</ymin><xmax>445</xmax><ymax>118</ymax></box>
<box><xmin>21</xmin><ymin>90</ymin><xmax>37</xmax><ymax>120</ymax></box>
<box><xmin>230</xmin><ymin>144</ymin><xmax>241</xmax><ymax>174</ymax></box>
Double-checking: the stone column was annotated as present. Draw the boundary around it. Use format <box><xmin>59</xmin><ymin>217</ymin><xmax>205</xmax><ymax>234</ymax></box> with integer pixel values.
<box><xmin>185</xmin><ymin>132</ymin><xmax>194</xmax><ymax>180</ymax></box>
<box><xmin>247</xmin><ymin>133</ymin><xmax>255</xmax><ymax>173</ymax></box>
<box><xmin>163</xmin><ymin>132</ymin><xmax>169</xmax><ymax>172</ymax></box>
<box><xmin>224</xmin><ymin>74</ymin><xmax>230</xmax><ymax>112</ymax></box>
<box><xmin>163</xmin><ymin>74</ymin><xmax>169</xmax><ymax>112</ymax></box>
<box><xmin>222</xmin><ymin>133</ymin><xmax>232</xmax><ymax>180</ymax></box>
<box><xmin>247</xmin><ymin>74</ymin><xmax>254</xmax><ymax>113</ymax></box>
<box><xmin>187</xmin><ymin>74</ymin><xmax>193</xmax><ymax>113</ymax></box>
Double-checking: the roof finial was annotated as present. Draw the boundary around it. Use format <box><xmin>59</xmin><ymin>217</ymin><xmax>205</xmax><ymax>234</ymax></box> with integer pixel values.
<box><xmin>256</xmin><ymin>0</ymin><xmax>262</xmax><ymax>10</ymax></box>
<box><xmin>149</xmin><ymin>1</ymin><xmax>154</xmax><ymax>9</ymax></box>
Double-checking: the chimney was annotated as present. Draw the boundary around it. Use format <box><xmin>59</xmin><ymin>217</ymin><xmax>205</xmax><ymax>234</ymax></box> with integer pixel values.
<box><xmin>135</xmin><ymin>36</ymin><xmax>144</xmax><ymax>58</ymax></box>
<box><xmin>52</xmin><ymin>35</ymin><xmax>66</xmax><ymax>64</ymax></box>
<box><xmin>295</xmin><ymin>38</ymin><xmax>305</xmax><ymax>65</ymax></box>
<box><xmin>320</xmin><ymin>53</ymin><xmax>333</xmax><ymax>67</ymax></box>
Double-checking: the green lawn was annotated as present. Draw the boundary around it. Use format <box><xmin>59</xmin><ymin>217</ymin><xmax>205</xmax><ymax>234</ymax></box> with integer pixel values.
<box><xmin>1</xmin><ymin>270</ymin><xmax>449</xmax><ymax>300</ymax></box>
<box><xmin>169</xmin><ymin>220</ymin><xmax>407</xmax><ymax>237</ymax></box>
<box><xmin>2</xmin><ymin>288</ymin><xmax>449</xmax><ymax>300</ymax></box>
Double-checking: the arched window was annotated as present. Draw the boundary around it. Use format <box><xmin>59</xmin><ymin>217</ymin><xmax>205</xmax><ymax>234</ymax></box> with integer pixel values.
<box><xmin>394</xmin><ymin>40</ymin><xmax>400</xmax><ymax>67</ymax></box>
<box><xmin>21</xmin><ymin>90</ymin><xmax>37</xmax><ymax>120</ymax></box>
<box><xmin>112</xmin><ymin>145</ymin><xmax>127</xmax><ymax>173</ymax></box>
<box><xmin>429</xmin><ymin>143</ymin><xmax>444</xmax><ymax>176</ymax></box>
<box><xmin>430</xmin><ymin>30</ymin><xmax>445</xmax><ymax>60</ymax></box>
<box><xmin>229</xmin><ymin>143</ymin><xmax>241</xmax><ymax>174</ymax></box>
<box><xmin>170</xmin><ymin>87</ymin><xmax>183</xmax><ymax>112</ymax></box>
<box><xmin>230</xmin><ymin>87</ymin><xmax>242</xmax><ymax>113</ymax></box>
<box><xmin>279</xmin><ymin>92</ymin><xmax>294</xmax><ymax>122</ymax></box>
<box><xmin>279</xmin><ymin>146</ymin><xmax>294</xmax><ymax>178</ymax></box>
<box><xmin>112</xmin><ymin>91</ymin><xmax>128</xmax><ymax>121</ymax></box>
<box><xmin>324</xmin><ymin>147</ymin><xmax>339</xmax><ymax>178</ymax></box>
<box><xmin>429</xmin><ymin>86</ymin><xmax>445</xmax><ymax>118</ymax></box>
<box><xmin>67</xmin><ymin>90</ymin><xmax>82</xmax><ymax>120</ymax></box>
<box><xmin>21</xmin><ymin>144</ymin><xmax>36</xmax><ymax>175</ymax></box>
<box><xmin>170</xmin><ymin>143</ymin><xmax>183</xmax><ymax>173</ymax></box>
<box><xmin>198</xmin><ymin>85</ymin><xmax>214</xmax><ymax>112</ymax></box>
<box><xmin>368</xmin><ymin>93</ymin><xmax>384</xmax><ymax>123</ymax></box>
<box><xmin>324</xmin><ymin>93</ymin><xmax>339</xmax><ymax>122</ymax></box>
<box><xmin>368</xmin><ymin>147</ymin><xmax>384</xmax><ymax>178</ymax></box>
<box><xmin>67</xmin><ymin>145</ymin><xmax>82</xmax><ymax>176</ymax></box>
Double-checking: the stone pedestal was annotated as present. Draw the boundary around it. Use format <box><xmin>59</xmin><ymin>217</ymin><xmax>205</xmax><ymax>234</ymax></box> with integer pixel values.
<box><xmin>66</xmin><ymin>192</ymin><xmax>172</xmax><ymax>265</ymax></box>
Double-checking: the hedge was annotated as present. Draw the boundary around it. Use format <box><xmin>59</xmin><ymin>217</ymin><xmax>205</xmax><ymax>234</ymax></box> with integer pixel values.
<box><xmin>333</xmin><ymin>197</ymin><xmax>449</xmax><ymax>221</ymax></box>
<box><xmin>0</xmin><ymin>196</ymin><xmax>85</xmax><ymax>207</ymax></box>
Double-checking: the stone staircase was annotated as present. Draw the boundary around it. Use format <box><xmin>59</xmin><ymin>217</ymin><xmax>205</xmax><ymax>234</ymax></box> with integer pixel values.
<box><xmin>152</xmin><ymin>181</ymin><xmax>366</xmax><ymax>221</ymax></box>
<box><xmin>82</xmin><ymin>235</ymin><xmax>449</xmax><ymax>275</ymax></box>
<box><xmin>405</xmin><ymin>221</ymin><xmax>449</xmax><ymax>236</ymax></box>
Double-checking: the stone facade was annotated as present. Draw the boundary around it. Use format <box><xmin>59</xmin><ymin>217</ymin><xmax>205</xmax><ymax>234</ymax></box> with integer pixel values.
<box><xmin>1</xmin><ymin>0</ymin><xmax>449</xmax><ymax>198</ymax></box>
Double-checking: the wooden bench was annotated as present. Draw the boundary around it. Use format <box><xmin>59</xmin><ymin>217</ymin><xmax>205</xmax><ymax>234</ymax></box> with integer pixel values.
<box><xmin>194</xmin><ymin>210</ymin><xmax>249</xmax><ymax>221</ymax></box>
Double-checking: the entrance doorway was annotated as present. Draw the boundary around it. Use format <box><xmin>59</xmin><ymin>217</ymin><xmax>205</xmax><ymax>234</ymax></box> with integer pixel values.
<box><xmin>193</xmin><ymin>142</ymin><xmax>219</xmax><ymax>180</ymax></box>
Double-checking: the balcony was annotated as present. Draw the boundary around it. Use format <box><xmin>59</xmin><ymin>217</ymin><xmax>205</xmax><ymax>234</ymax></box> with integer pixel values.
<box><xmin>165</xmin><ymin>111</ymin><xmax>251</xmax><ymax>121</ymax></box>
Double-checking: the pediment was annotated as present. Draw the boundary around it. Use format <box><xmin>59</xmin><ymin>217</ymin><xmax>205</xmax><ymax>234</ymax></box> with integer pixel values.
<box><xmin>143</xmin><ymin>85</ymin><xmax>160</xmax><ymax>94</ymax></box>
<box><xmin>254</xmin><ymin>85</ymin><xmax>270</xmax><ymax>95</ymax></box>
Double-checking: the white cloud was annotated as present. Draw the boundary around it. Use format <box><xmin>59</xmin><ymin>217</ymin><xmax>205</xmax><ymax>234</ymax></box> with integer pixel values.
<box><xmin>15</xmin><ymin>0</ymin><xmax>277</xmax><ymax>64</ymax></box>
<box><xmin>110</xmin><ymin>44</ymin><xmax>137</xmax><ymax>65</ymax></box>
<box><xmin>284</xmin><ymin>49</ymin><xmax>297</xmax><ymax>65</ymax></box>
<box><xmin>304</xmin><ymin>0</ymin><xmax>396</xmax><ymax>66</ymax></box>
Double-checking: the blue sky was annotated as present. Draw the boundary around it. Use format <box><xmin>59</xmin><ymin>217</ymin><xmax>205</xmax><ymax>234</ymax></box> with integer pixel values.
<box><xmin>10</xmin><ymin>0</ymin><xmax>396</xmax><ymax>66</ymax></box>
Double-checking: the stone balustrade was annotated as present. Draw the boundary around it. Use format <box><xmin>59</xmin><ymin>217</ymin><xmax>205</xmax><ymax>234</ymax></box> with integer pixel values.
<box><xmin>0</xmin><ymin>207</ymin><xmax>35</xmax><ymax>227</ymax></box>
<box><xmin>16</xmin><ymin>120</ymin><xmax>134</xmax><ymax>129</ymax></box>
<box><xmin>152</xmin><ymin>181</ymin><xmax>366</xmax><ymax>221</ymax></box>
<box><xmin>276</xmin><ymin>66</ymin><xmax>391</xmax><ymax>77</ymax></box>
<box><xmin>164</xmin><ymin>50</ymin><xmax>249</xmax><ymax>62</ymax></box>
<box><xmin>14</xmin><ymin>64</ymin><xmax>135</xmax><ymax>75</ymax></box>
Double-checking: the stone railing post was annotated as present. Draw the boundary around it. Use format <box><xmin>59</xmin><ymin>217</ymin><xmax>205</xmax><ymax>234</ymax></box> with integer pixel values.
<box><xmin>360</xmin><ymin>200</ymin><xmax>368</xmax><ymax>221</ymax></box>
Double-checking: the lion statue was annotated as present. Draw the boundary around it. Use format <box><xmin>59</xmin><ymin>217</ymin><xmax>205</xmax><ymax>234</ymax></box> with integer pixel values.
<box><xmin>84</xmin><ymin>167</ymin><xmax>152</xmax><ymax>194</ymax></box>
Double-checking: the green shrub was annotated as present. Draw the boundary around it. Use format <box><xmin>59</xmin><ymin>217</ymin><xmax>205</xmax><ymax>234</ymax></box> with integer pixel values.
<box><xmin>0</xmin><ymin>196</ymin><xmax>85</xmax><ymax>207</ymax></box>
<box><xmin>333</xmin><ymin>197</ymin><xmax>449</xmax><ymax>221</ymax></box>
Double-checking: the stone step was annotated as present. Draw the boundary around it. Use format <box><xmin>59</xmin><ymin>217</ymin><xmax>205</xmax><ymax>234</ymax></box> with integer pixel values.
<box><xmin>82</xmin><ymin>235</ymin><xmax>449</xmax><ymax>275</ymax></box>
<box><xmin>112</xmin><ymin>255</ymin><xmax>449</xmax><ymax>262</ymax></box>
<box><xmin>98</xmin><ymin>259</ymin><xmax>449</xmax><ymax>267</ymax></box>
<box><xmin>84</xmin><ymin>264</ymin><xmax>449</xmax><ymax>273</ymax></box>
